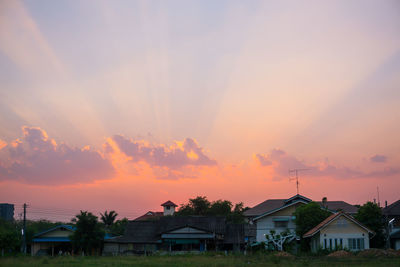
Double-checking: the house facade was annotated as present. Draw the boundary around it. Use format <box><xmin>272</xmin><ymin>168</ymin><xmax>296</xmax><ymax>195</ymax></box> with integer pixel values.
<box><xmin>244</xmin><ymin>194</ymin><xmax>359</xmax><ymax>245</ymax></box>
<box><xmin>104</xmin><ymin>216</ymin><xmax>254</xmax><ymax>255</ymax></box>
<box><xmin>303</xmin><ymin>212</ymin><xmax>373</xmax><ymax>252</ymax></box>
<box><xmin>31</xmin><ymin>225</ymin><xmax>75</xmax><ymax>256</ymax></box>
<box><xmin>383</xmin><ymin>199</ymin><xmax>400</xmax><ymax>250</ymax></box>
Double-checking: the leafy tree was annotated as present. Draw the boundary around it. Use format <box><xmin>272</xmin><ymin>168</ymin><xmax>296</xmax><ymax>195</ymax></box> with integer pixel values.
<box><xmin>294</xmin><ymin>202</ymin><xmax>331</xmax><ymax>250</ymax></box>
<box><xmin>0</xmin><ymin>219</ymin><xmax>20</xmax><ymax>256</ymax></box>
<box><xmin>176</xmin><ymin>196</ymin><xmax>211</xmax><ymax>215</ymax></box>
<box><xmin>355</xmin><ymin>201</ymin><xmax>385</xmax><ymax>248</ymax></box>
<box><xmin>70</xmin><ymin>211</ymin><xmax>104</xmax><ymax>255</ymax></box>
<box><xmin>208</xmin><ymin>200</ymin><xmax>233</xmax><ymax>216</ymax></box>
<box><xmin>100</xmin><ymin>210</ymin><xmax>118</xmax><ymax>230</ymax></box>
<box><xmin>110</xmin><ymin>218</ymin><xmax>128</xmax><ymax>236</ymax></box>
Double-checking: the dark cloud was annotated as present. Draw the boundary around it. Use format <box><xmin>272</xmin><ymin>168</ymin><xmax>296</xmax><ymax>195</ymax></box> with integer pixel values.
<box><xmin>256</xmin><ymin>149</ymin><xmax>399</xmax><ymax>179</ymax></box>
<box><xmin>0</xmin><ymin>126</ymin><xmax>115</xmax><ymax>185</ymax></box>
<box><xmin>370</xmin><ymin>154</ymin><xmax>387</xmax><ymax>163</ymax></box>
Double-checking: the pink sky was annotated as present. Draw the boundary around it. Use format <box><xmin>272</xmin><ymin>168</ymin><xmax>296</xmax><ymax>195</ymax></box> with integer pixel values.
<box><xmin>0</xmin><ymin>0</ymin><xmax>399</xmax><ymax>221</ymax></box>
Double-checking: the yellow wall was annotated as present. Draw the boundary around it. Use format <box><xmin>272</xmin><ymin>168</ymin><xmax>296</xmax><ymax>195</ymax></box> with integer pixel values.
<box><xmin>41</xmin><ymin>229</ymin><xmax>73</xmax><ymax>238</ymax></box>
<box><xmin>321</xmin><ymin>216</ymin><xmax>368</xmax><ymax>235</ymax></box>
<box><xmin>271</xmin><ymin>202</ymin><xmax>304</xmax><ymax>216</ymax></box>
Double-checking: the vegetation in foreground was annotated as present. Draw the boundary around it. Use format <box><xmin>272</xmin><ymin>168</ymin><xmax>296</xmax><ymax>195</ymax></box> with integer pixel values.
<box><xmin>0</xmin><ymin>253</ymin><xmax>400</xmax><ymax>267</ymax></box>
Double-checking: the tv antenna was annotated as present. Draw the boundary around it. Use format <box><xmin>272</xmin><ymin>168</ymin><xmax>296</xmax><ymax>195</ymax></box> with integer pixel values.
<box><xmin>289</xmin><ymin>168</ymin><xmax>310</xmax><ymax>195</ymax></box>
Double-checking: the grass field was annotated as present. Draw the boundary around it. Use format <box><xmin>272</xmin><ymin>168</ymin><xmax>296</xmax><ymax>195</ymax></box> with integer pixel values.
<box><xmin>0</xmin><ymin>254</ymin><xmax>399</xmax><ymax>267</ymax></box>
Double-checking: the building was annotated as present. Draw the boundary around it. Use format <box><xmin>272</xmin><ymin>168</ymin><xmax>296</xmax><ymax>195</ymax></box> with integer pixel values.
<box><xmin>134</xmin><ymin>200</ymin><xmax>177</xmax><ymax>221</ymax></box>
<box><xmin>243</xmin><ymin>194</ymin><xmax>359</xmax><ymax>245</ymax></box>
<box><xmin>303</xmin><ymin>212</ymin><xmax>373</xmax><ymax>252</ymax></box>
<box><xmin>0</xmin><ymin>203</ymin><xmax>14</xmax><ymax>221</ymax></box>
<box><xmin>104</xmin><ymin>216</ymin><xmax>255</xmax><ymax>255</ymax></box>
<box><xmin>31</xmin><ymin>225</ymin><xmax>75</xmax><ymax>256</ymax></box>
<box><xmin>32</xmin><ymin>224</ymin><xmax>113</xmax><ymax>256</ymax></box>
<box><xmin>383</xmin><ymin>199</ymin><xmax>400</xmax><ymax>250</ymax></box>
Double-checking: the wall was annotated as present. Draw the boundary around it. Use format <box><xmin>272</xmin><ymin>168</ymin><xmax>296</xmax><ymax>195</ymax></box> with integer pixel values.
<box><xmin>319</xmin><ymin>216</ymin><xmax>369</xmax><ymax>251</ymax></box>
<box><xmin>255</xmin><ymin>203</ymin><xmax>301</xmax><ymax>243</ymax></box>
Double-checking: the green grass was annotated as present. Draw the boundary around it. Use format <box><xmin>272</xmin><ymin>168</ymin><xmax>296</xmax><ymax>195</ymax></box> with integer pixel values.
<box><xmin>0</xmin><ymin>254</ymin><xmax>399</xmax><ymax>267</ymax></box>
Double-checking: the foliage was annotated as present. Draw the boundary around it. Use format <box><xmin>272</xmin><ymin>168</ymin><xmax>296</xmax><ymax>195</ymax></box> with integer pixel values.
<box><xmin>100</xmin><ymin>210</ymin><xmax>118</xmax><ymax>230</ymax></box>
<box><xmin>110</xmin><ymin>218</ymin><xmax>128</xmax><ymax>236</ymax></box>
<box><xmin>175</xmin><ymin>196</ymin><xmax>248</xmax><ymax>223</ymax></box>
<box><xmin>355</xmin><ymin>201</ymin><xmax>385</xmax><ymax>248</ymax></box>
<box><xmin>70</xmin><ymin>211</ymin><xmax>104</xmax><ymax>255</ymax></box>
<box><xmin>0</xmin><ymin>219</ymin><xmax>20</xmax><ymax>255</ymax></box>
<box><xmin>293</xmin><ymin>202</ymin><xmax>331</xmax><ymax>251</ymax></box>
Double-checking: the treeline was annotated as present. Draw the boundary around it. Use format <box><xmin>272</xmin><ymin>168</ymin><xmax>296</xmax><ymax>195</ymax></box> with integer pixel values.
<box><xmin>175</xmin><ymin>196</ymin><xmax>249</xmax><ymax>223</ymax></box>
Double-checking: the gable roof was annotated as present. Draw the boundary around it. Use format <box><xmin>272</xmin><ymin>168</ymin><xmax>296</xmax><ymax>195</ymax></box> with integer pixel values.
<box><xmin>161</xmin><ymin>200</ymin><xmax>177</xmax><ymax>207</ymax></box>
<box><xmin>33</xmin><ymin>224</ymin><xmax>75</xmax><ymax>238</ymax></box>
<box><xmin>253</xmin><ymin>198</ymin><xmax>309</xmax><ymax>221</ymax></box>
<box><xmin>303</xmin><ymin>212</ymin><xmax>373</xmax><ymax>238</ymax></box>
<box><xmin>134</xmin><ymin>211</ymin><xmax>163</xmax><ymax>221</ymax></box>
<box><xmin>317</xmin><ymin>201</ymin><xmax>358</xmax><ymax>214</ymax></box>
<box><xmin>244</xmin><ymin>195</ymin><xmax>358</xmax><ymax>217</ymax></box>
<box><xmin>383</xmin><ymin>199</ymin><xmax>400</xmax><ymax>216</ymax></box>
<box><xmin>107</xmin><ymin>216</ymin><xmax>226</xmax><ymax>244</ymax></box>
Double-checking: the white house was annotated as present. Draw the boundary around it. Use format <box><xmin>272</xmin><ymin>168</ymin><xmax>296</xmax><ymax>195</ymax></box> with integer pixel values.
<box><xmin>303</xmin><ymin>212</ymin><xmax>373</xmax><ymax>252</ymax></box>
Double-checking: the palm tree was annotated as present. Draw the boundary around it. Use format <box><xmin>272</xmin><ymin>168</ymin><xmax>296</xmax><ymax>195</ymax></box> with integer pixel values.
<box><xmin>100</xmin><ymin>210</ymin><xmax>118</xmax><ymax>230</ymax></box>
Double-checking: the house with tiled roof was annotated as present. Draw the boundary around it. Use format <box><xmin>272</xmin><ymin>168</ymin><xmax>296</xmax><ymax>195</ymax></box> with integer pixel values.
<box><xmin>243</xmin><ymin>194</ymin><xmax>359</xmax><ymax>245</ymax></box>
<box><xmin>383</xmin><ymin>199</ymin><xmax>400</xmax><ymax>250</ymax></box>
<box><xmin>303</xmin><ymin>212</ymin><xmax>373</xmax><ymax>252</ymax></box>
<box><xmin>134</xmin><ymin>200</ymin><xmax>177</xmax><ymax>221</ymax></box>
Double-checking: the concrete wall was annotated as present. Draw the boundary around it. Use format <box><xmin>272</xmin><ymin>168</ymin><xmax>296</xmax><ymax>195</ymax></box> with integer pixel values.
<box><xmin>255</xmin><ymin>203</ymin><xmax>301</xmax><ymax>242</ymax></box>
<box><xmin>318</xmin><ymin>216</ymin><xmax>369</xmax><ymax>251</ymax></box>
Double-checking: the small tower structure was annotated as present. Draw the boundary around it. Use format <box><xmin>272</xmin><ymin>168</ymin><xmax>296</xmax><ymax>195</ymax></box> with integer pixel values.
<box><xmin>161</xmin><ymin>200</ymin><xmax>177</xmax><ymax>216</ymax></box>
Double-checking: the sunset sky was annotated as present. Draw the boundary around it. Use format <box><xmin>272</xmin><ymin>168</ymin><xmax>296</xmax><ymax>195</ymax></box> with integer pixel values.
<box><xmin>1</xmin><ymin>0</ymin><xmax>399</xmax><ymax>221</ymax></box>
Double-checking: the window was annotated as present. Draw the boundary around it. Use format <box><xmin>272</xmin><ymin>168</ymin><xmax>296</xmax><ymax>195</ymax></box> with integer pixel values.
<box><xmin>334</xmin><ymin>239</ymin><xmax>337</xmax><ymax>249</ymax></box>
<box><xmin>274</xmin><ymin>221</ymin><xmax>288</xmax><ymax>228</ymax></box>
<box><xmin>340</xmin><ymin>239</ymin><xmax>343</xmax><ymax>247</ymax></box>
<box><xmin>324</xmin><ymin>239</ymin><xmax>327</xmax><ymax>249</ymax></box>
<box><xmin>348</xmin><ymin>238</ymin><xmax>365</xmax><ymax>250</ymax></box>
<box><xmin>166</xmin><ymin>206</ymin><xmax>170</xmax><ymax>210</ymax></box>
<box><xmin>329</xmin><ymin>239</ymin><xmax>332</xmax><ymax>249</ymax></box>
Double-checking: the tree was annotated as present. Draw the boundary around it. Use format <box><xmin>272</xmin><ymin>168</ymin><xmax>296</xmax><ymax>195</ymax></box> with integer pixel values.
<box><xmin>176</xmin><ymin>196</ymin><xmax>211</xmax><ymax>215</ymax></box>
<box><xmin>355</xmin><ymin>201</ymin><xmax>385</xmax><ymax>248</ymax></box>
<box><xmin>100</xmin><ymin>210</ymin><xmax>118</xmax><ymax>230</ymax></box>
<box><xmin>293</xmin><ymin>202</ymin><xmax>331</xmax><ymax>250</ymax></box>
<box><xmin>208</xmin><ymin>200</ymin><xmax>233</xmax><ymax>216</ymax></box>
<box><xmin>0</xmin><ymin>219</ymin><xmax>20</xmax><ymax>256</ymax></box>
<box><xmin>70</xmin><ymin>211</ymin><xmax>104</xmax><ymax>255</ymax></box>
<box><xmin>110</xmin><ymin>218</ymin><xmax>128</xmax><ymax>236</ymax></box>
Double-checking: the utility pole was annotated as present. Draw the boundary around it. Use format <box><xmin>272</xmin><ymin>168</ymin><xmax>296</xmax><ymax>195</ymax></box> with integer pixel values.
<box><xmin>289</xmin><ymin>169</ymin><xmax>310</xmax><ymax>195</ymax></box>
<box><xmin>22</xmin><ymin>203</ymin><xmax>27</xmax><ymax>254</ymax></box>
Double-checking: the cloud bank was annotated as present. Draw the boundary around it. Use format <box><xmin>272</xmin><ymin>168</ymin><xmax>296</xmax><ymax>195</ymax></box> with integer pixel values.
<box><xmin>255</xmin><ymin>149</ymin><xmax>399</xmax><ymax>180</ymax></box>
<box><xmin>0</xmin><ymin>126</ymin><xmax>114</xmax><ymax>185</ymax></box>
<box><xmin>107</xmin><ymin>135</ymin><xmax>217</xmax><ymax>180</ymax></box>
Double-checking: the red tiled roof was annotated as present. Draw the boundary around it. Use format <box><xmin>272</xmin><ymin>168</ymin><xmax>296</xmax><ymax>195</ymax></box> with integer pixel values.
<box><xmin>161</xmin><ymin>200</ymin><xmax>177</xmax><ymax>207</ymax></box>
<box><xmin>134</xmin><ymin>211</ymin><xmax>163</xmax><ymax>221</ymax></box>
<box><xmin>303</xmin><ymin>212</ymin><xmax>373</xmax><ymax>238</ymax></box>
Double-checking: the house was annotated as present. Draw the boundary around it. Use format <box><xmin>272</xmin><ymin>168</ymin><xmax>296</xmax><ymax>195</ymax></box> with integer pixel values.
<box><xmin>383</xmin><ymin>199</ymin><xmax>400</xmax><ymax>250</ymax></box>
<box><xmin>104</xmin><ymin>216</ymin><xmax>255</xmax><ymax>255</ymax></box>
<box><xmin>243</xmin><ymin>194</ymin><xmax>359</xmax><ymax>245</ymax></box>
<box><xmin>303</xmin><ymin>212</ymin><xmax>373</xmax><ymax>252</ymax></box>
<box><xmin>244</xmin><ymin>195</ymin><xmax>311</xmax><ymax>243</ymax></box>
<box><xmin>134</xmin><ymin>200</ymin><xmax>177</xmax><ymax>221</ymax></box>
<box><xmin>31</xmin><ymin>225</ymin><xmax>75</xmax><ymax>256</ymax></box>
<box><xmin>31</xmin><ymin>224</ymin><xmax>113</xmax><ymax>256</ymax></box>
